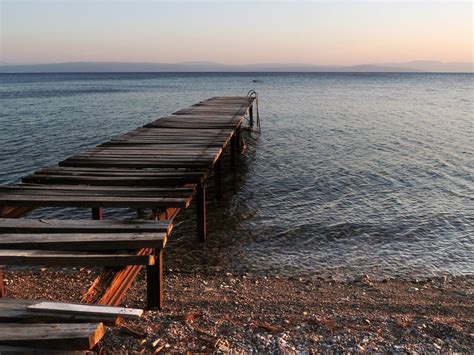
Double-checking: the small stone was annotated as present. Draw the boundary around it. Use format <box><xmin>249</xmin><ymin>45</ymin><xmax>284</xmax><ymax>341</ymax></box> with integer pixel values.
<box><xmin>356</xmin><ymin>274</ymin><xmax>370</xmax><ymax>282</ymax></box>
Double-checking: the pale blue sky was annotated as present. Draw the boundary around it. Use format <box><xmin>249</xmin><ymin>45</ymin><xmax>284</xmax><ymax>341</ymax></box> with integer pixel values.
<box><xmin>1</xmin><ymin>1</ymin><xmax>472</xmax><ymax>65</ymax></box>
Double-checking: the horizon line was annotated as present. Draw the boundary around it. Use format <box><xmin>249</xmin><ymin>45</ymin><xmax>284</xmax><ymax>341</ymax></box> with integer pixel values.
<box><xmin>1</xmin><ymin>59</ymin><xmax>473</xmax><ymax>66</ymax></box>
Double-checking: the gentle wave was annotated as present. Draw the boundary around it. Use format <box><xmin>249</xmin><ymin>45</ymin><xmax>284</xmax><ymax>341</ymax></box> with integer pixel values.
<box><xmin>0</xmin><ymin>72</ymin><xmax>472</xmax><ymax>279</ymax></box>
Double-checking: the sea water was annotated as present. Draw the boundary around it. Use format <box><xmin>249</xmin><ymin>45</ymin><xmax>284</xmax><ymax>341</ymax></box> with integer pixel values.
<box><xmin>0</xmin><ymin>72</ymin><xmax>472</xmax><ymax>279</ymax></box>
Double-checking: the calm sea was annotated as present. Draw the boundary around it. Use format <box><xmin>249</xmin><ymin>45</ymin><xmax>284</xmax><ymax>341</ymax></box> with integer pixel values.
<box><xmin>0</xmin><ymin>72</ymin><xmax>472</xmax><ymax>279</ymax></box>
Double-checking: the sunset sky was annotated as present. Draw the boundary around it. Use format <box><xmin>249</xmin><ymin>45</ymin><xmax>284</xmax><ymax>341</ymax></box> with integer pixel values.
<box><xmin>1</xmin><ymin>0</ymin><xmax>472</xmax><ymax>65</ymax></box>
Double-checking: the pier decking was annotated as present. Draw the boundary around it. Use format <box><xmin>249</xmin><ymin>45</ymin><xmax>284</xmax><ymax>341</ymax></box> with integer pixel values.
<box><xmin>0</xmin><ymin>94</ymin><xmax>257</xmax><ymax>348</ymax></box>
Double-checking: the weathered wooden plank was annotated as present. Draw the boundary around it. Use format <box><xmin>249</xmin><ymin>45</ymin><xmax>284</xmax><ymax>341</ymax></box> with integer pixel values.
<box><xmin>0</xmin><ymin>344</ymin><xmax>84</xmax><ymax>353</ymax></box>
<box><xmin>147</xmin><ymin>115</ymin><xmax>243</xmax><ymax>121</ymax></box>
<box><xmin>0</xmin><ymin>195</ymin><xmax>190</xmax><ymax>208</ymax></box>
<box><xmin>0</xmin><ymin>184</ymin><xmax>194</xmax><ymax>197</ymax></box>
<box><xmin>0</xmin><ymin>250</ymin><xmax>154</xmax><ymax>267</ymax></box>
<box><xmin>32</xmin><ymin>166</ymin><xmax>207</xmax><ymax>175</ymax></box>
<box><xmin>173</xmin><ymin>108</ymin><xmax>248</xmax><ymax>114</ymax></box>
<box><xmin>79</xmin><ymin>146</ymin><xmax>219</xmax><ymax>152</ymax></box>
<box><xmin>146</xmin><ymin>124</ymin><xmax>240</xmax><ymax>130</ymax></box>
<box><xmin>0</xmin><ymin>232</ymin><xmax>167</xmax><ymax>250</ymax></box>
<box><xmin>103</xmin><ymin>139</ymin><xmax>226</xmax><ymax>144</ymax></box>
<box><xmin>69</xmin><ymin>153</ymin><xmax>216</xmax><ymax>160</ymax></box>
<box><xmin>27</xmin><ymin>302</ymin><xmax>143</xmax><ymax>319</ymax></box>
<box><xmin>0</xmin><ymin>323</ymin><xmax>104</xmax><ymax>350</ymax></box>
<box><xmin>85</xmin><ymin>148</ymin><xmax>221</xmax><ymax>154</ymax></box>
<box><xmin>145</xmin><ymin>118</ymin><xmax>242</xmax><ymax>125</ymax></box>
<box><xmin>23</xmin><ymin>175</ymin><xmax>201</xmax><ymax>186</ymax></box>
<box><xmin>64</xmin><ymin>155</ymin><xmax>214</xmax><ymax>161</ymax></box>
<box><xmin>10</xmin><ymin>184</ymin><xmax>195</xmax><ymax>192</ymax></box>
<box><xmin>123</xmin><ymin>130</ymin><xmax>232</xmax><ymax>136</ymax></box>
<box><xmin>113</xmin><ymin>133</ymin><xmax>229</xmax><ymax>137</ymax></box>
<box><xmin>97</xmin><ymin>144</ymin><xmax>215</xmax><ymax>149</ymax></box>
<box><xmin>0</xmin><ymin>299</ymin><xmax>118</xmax><ymax>325</ymax></box>
<box><xmin>120</xmin><ymin>128</ymin><xmax>231</xmax><ymax>134</ymax></box>
<box><xmin>0</xmin><ymin>218</ymin><xmax>172</xmax><ymax>234</ymax></box>
<box><xmin>59</xmin><ymin>160</ymin><xmax>212</xmax><ymax>169</ymax></box>
<box><xmin>115</xmin><ymin>131</ymin><xmax>231</xmax><ymax>137</ymax></box>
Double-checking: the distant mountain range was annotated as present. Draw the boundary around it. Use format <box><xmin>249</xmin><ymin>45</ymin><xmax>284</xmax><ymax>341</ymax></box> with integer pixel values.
<box><xmin>0</xmin><ymin>60</ymin><xmax>472</xmax><ymax>73</ymax></box>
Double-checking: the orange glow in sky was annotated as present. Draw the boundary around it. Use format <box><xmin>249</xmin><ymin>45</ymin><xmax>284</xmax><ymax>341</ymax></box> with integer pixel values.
<box><xmin>1</xmin><ymin>1</ymin><xmax>472</xmax><ymax>65</ymax></box>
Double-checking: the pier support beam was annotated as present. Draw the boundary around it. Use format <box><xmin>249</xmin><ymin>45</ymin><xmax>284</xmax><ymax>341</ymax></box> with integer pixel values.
<box><xmin>91</xmin><ymin>207</ymin><xmax>102</xmax><ymax>221</ymax></box>
<box><xmin>214</xmin><ymin>157</ymin><xmax>222</xmax><ymax>200</ymax></box>
<box><xmin>249</xmin><ymin>105</ymin><xmax>254</xmax><ymax>129</ymax></box>
<box><xmin>196</xmin><ymin>182</ymin><xmax>206</xmax><ymax>242</ymax></box>
<box><xmin>230</xmin><ymin>134</ymin><xmax>237</xmax><ymax>168</ymax></box>
<box><xmin>236</xmin><ymin>124</ymin><xmax>242</xmax><ymax>153</ymax></box>
<box><xmin>146</xmin><ymin>248</ymin><xmax>163</xmax><ymax>309</ymax></box>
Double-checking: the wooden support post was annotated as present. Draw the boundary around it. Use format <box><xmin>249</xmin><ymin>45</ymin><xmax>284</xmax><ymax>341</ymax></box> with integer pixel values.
<box><xmin>146</xmin><ymin>249</ymin><xmax>163</xmax><ymax>309</ymax></box>
<box><xmin>214</xmin><ymin>157</ymin><xmax>222</xmax><ymax>200</ymax></box>
<box><xmin>91</xmin><ymin>207</ymin><xmax>102</xmax><ymax>221</ymax></box>
<box><xmin>236</xmin><ymin>124</ymin><xmax>242</xmax><ymax>154</ymax></box>
<box><xmin>230</xmin><ymin>134</ymin><xmax>236</xmax><ymax>168</ymax></box>
<box><xmin>249</xmin><ymin>104</ymin><xmax>254</xmax><ymax>129</ymax></box>
<box><xmin>195</xmin><ymin>182</ymin><xmax>206</xmax><ymax>242</ymax></box>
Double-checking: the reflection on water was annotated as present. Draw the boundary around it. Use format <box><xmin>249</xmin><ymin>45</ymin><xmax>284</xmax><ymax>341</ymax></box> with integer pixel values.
<box><xmin>0</xmin><ymin>72</ymin><xmax>473</xmax><ymax>279</ymax></box>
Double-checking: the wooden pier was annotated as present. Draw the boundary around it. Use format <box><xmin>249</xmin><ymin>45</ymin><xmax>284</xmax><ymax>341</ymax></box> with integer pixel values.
<box><xmin>0</xmin><ymin>93</ymin><xmax>257</xmax><ymax>334</ymax></box>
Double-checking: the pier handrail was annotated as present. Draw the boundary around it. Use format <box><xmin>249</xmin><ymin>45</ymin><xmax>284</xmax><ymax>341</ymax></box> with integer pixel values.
<box><xmin>246</xmin><ymin>90</ymin><xmax>261</xmax><ymax>133</ymax></box>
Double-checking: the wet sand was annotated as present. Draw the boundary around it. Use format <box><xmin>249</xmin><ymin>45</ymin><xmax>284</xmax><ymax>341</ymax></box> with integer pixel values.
<box><xmin>4</xmin><ymin>269</ymin><xmax>473</xmax><ymax>353</ymax></box>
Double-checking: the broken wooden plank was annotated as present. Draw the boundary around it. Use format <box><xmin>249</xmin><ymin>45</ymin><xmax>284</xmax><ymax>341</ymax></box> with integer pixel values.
<box><xmin>0</xmin><ymin>323</ymin><xmax>105</xmax><ymax>350</ymax></box>
<box><xmin>27</xmin><ymin>301</ymin><xmax>143</xmax><ymax>319</ymax></box>
<box><xmin>0</xmin><ymin>299</ymin><xmax>118</xmax><ymax>326</ymax></box>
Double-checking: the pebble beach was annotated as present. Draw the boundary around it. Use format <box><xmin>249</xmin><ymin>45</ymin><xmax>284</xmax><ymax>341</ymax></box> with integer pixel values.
<box><xmin>4</xmin><ymin>268</ymin><xmax>473</xmax><ymax>353</ymax></box>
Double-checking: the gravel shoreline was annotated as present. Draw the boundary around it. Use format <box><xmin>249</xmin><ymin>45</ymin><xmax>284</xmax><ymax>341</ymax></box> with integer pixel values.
<box><xmin>4</xmin><ymin>268</ymin><xmax>473</xmax><ymax>353</ymax></box>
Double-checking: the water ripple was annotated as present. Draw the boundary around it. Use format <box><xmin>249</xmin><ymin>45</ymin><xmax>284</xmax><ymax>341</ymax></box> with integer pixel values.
<box><xmin>0</xmin><ymin>72</ymin><xmax>472</xmax><ymax>279</ymax></box>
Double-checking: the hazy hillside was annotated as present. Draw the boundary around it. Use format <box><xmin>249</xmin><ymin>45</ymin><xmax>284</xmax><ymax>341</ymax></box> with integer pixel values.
<box><xmin>0</xmin><ymin>61</ymin><xmax>471</xmax><ymax>73</ymax></box>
